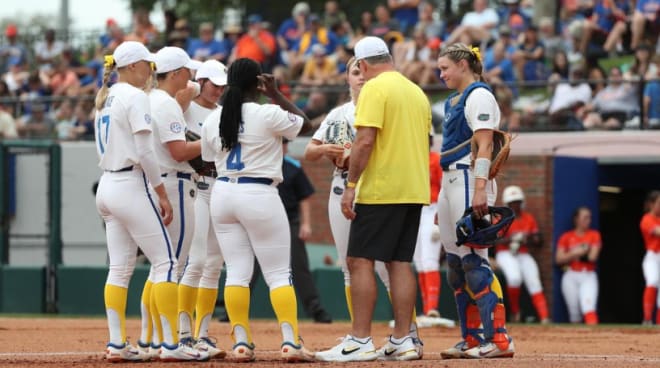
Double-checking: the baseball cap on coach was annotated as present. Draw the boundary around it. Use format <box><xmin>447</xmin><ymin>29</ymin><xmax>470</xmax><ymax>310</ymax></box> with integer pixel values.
<box><xmin>196</xmin><ymin>60</ymin><xmax>228</xmax><ymax>86</ymax></box>
<box><xmin>354</xmin><ymin>36</ymin><xmax>390</xmax><ymax>60</ymax></box>
<box><xmin>113</xmin><ymin>41</ymin><xmax>156</xmax><ymax>68</ymax></box>
<box><xmin>155</xmin><ymin>46</ymin><xmax>203</xmax><ymax>74</ymax></box>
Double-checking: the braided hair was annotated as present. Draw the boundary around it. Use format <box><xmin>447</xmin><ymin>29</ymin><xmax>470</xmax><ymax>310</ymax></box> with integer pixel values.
<box><xmin>219</xmin><ymin>58</ymin><xmax>261</xmax><ymax>151</ymax></box>
<box><xmin>439</xmin><ymin>43</ymin><xmax>485</xmax><ymax>82</ymax></box>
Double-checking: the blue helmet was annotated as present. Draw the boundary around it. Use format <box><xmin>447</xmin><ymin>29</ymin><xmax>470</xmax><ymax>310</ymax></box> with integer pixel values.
<box><xmin>455</xmin><ymin>206</ymin><xmax>515</xmax><ymax>248</ymax></box>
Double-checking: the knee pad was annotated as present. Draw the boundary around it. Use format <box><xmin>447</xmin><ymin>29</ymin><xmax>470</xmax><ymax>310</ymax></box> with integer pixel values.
<box><xmin>463</xmin><ymin>254</ymin><xmax>493</xmax><ymax>295</ymax></box>
<box><xmin>446</xmin><ymin>253</ymin><xmax>465</xmax><ymax>291</ymax></box>
<box><xmin>107</xmin><ymin>264</ymin><xmax>135</xmax><ymax>288</ymax></box>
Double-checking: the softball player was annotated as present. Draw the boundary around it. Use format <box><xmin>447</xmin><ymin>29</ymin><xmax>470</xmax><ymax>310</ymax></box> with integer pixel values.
<box><xmin>435</xmin><ymin>43</ymin><xmax>514</xmax><ymax>359</ymax></box>
<box><xmin>303</xmin><ymin>57</ymin><xmax>423</xmax><ymax>352</ymax></box>
<box><xmin>138</xmin><ymin>46</ymin><xmax>205</xmax><ymax>357</ymax></box>
<box><xmin>555</xmin><ymin>206</ymin><xmax>601</xmax><ymax>324</ymax></box>
<box><xmin>95</xmin><ymin>41</ymin><xmax>205</xmax><ymax>362</ymax></box>
<box><xmin>641</xmin><ymin>191</ymin><xmax>660</xmax><ymax>324</ymax></box>
<box><xmin>178</xmin><ymin>60</ymin><xmax>227</xmax><ymax>358</ymax></box>
<box><xmin>201</xmin><ymin>58</ymin><xmax>313</xmax><ymax>363</ymax></box>
<box><xmin>412</xmin><ymin>146</ymin><xmax>442</xmax><ymax>318</ymax></box>
<box><xmin>496</xmin><ymin>185</ymin><xmax>550</xmax><ymax>323</ymax></box>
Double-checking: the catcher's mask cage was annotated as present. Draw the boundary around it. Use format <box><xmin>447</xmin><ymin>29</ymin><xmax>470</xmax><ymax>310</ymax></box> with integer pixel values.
<box><xmin>455</xmin><ymin>206</ymin><xmax>515</xmax><ymax>248</ymax></box>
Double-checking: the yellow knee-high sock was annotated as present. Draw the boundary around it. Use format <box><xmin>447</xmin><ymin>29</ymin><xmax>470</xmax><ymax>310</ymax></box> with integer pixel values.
<box><xmin>344</xmin><ymin>286</ymin><xmax>354</xmax><ymax>322</ymax></box>
<box><xmin>105</xmin><ymin>284</ymin><xmax>128</xmax><ymax>345</ymax></box>
<box><xmin>139</xmin><ymin>280</ymin><xmax>153</xmax><ymax>345</ymax></box>
<box><xmin>150</xmin><ymin>286</ymin><xmax>163</xmax><ymax>345</ymax></box>
<box><xmin>195</xmin><ymin>287</ymin><xmax>219</xmax><ymax>339</ymax></box>
<box><xmin>178</xmin><ymin>284</ymin><xmax>198</xmax><ymax>339</ymax></box>
<box><xmin>270</xmin><ymin>285</ymin><xmax>299</xmax><ymax>345</ymax></box>
<box><xmin>225</xmin><ymin>286</ymin><xmax>252</xmax><ymax>344</ymax></box>
<box><xmin>153</xmin><ymin>281</ymin><xmax>179</xmax><ymax>346</ymax></box>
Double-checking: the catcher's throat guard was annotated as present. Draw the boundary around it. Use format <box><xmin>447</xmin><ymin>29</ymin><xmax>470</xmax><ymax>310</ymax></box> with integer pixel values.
<box><xmin>456</xmin><ymin>206</ymin><xmax>514</xmax><ymax>248</ymax></box>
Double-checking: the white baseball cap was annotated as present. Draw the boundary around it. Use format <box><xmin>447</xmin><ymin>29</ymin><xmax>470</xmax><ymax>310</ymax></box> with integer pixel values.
<box><xmin>195</xmin><ymin>60</ymin><xmax>228</xmax><ymax>86</ymax></box>
<box><xmin>154</xmin><ymin>46</ymin><xmax>203</xmax><ymax>73</ymax></box>
<box><xmin>113</xmin><ymin>41</ymin><xmax>156</xmax><ymax>68</ymax></box>
<box><xmin>354</xmin><ymin>36</ymin><xmax>390</xmax><ymax>60</ymax></box>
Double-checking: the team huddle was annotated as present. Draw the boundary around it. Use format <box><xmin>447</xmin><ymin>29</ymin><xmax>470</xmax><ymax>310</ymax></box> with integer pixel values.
<box><xmin>95</xmin><ymin>36</ymin><xmax>514</xmax><ymax>363</ymax></box>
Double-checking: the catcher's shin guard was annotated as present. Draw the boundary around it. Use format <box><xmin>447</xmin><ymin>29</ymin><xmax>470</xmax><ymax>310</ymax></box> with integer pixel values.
<box><xmin>455</xmin><ymin>289</ymin><xmax>483</xmax><ymax>346</ymax></box>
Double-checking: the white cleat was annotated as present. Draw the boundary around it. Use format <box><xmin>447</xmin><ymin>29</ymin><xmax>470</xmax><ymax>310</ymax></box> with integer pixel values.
<box><xmin>440</xmin><ymin>340</ymin><xmax>476</xmax><ymax>359</ymax></box>
<box><xmin>231</xmin><ymin>342</ymin><xmax>256</xmax><ymax>362</ymax></box>
<box><xmin>194</xmin><ymin>337</ymin><xmax>226</xmax><ymax>359</ymax></box>
<box><xmin>159</xmin><ymin>342</ymin><xmax>210</xmax><ymax>362</ymax></box>
<box><xmin>105</xmin><ymin>342</ymin><xmax>149</xmax><ymax>363</ymax></box>
<box><xmin>465</xmin><ymin>338</ymin><xmax>515</xmax><ymax>359</ymax></box>
<box><xmin>315</xmin><ymin>335</ymin><xmax>378</xmax><ymax>362</ymax></box>
<box><xmin>377</xmin><ymin>335</ymin><xmax>421</xmax><ymax>361</ymax></box>
<box><xmin>281</xmin><ymin>341</ymin><xmax>315</xmax><ymax>362</ymax></box>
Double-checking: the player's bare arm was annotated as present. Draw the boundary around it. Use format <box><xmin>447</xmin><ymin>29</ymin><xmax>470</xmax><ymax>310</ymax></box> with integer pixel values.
<box><xmin>166</xmin><ymin>139</ymin><xmax>202</xmax><ymax>162</ymax></box>
<box><xmin>304</xmin><ymin>139</ymin><xmax>344</xmax><ymax>162</ymax></box>
<box><xmin>341</xmin><ymin>126</ymin><xmax>376</xmax><ymax>220</ymax></box>
<box><xmin>258</xmin><ymin>73</ymin><xmax>312</xmax><ymax>134</ymax></box>
<box><xmin>472</xmin><ymin>128</ymin><xmax>494</xmax><ymax>218</ymax></box>
<box><xmin>153</xmin><ymin>184</ymin><xmax>173</xmax><ymax>226</ymax></box>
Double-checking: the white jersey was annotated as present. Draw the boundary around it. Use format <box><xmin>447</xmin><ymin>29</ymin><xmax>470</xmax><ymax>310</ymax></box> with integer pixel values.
<box><xmin>201</xmin><ymin>102</ymin><xmax>303</xmax><ymax>184</ymax></box>
<box><xmin>149</xmin><ymin>89</ymin><xmax>194</xmax><ymax>173</ymax></box>
<box><xmin>95</xmin><ymin>82</ymin><xmax>153</xmax><ymax>171</ymax></box>
<box><xmin>454</xmin><ymin>87</ymin><xmax>501</xmax><ymax>167</ymax></box>
<box><xmin>184</xmin><ymin>100</ymin><xmax>217</xmax><ymax>137</ymax></box>
<box><xmin>312</xmin><ymin>101</ymin><xmax>356</xmax><ymax>176</ymax></box>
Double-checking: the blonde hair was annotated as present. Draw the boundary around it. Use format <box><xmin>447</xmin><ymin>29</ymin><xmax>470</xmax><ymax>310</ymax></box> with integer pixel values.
<box><xmin>94</xmin><ymin>56</ymin><xmax>116</xmax><ymax>111</ymax></box>
<box><xmin>439</xmin><ymin>43</ymin><xmax>485</xmax><ymax>82</ymax></box>
<box><xmin>346</xmin><ymin>56</ymin><xmax>359</xmax><ymax>101</ymax></box>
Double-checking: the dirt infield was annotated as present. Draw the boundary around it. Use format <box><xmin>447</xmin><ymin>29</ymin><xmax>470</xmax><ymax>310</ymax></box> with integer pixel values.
<box><xmin>1</xmin><ymin>317</ymin><xmax>659</xmax><ymax>367</ymax></box>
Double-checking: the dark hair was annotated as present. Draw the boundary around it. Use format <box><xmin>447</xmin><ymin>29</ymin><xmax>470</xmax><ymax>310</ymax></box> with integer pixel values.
<box><xmin>219</xmin><ymin>58</ymin><xmax>261</xmax><ymax>151</ymax></box>
<box><xmin>645</xmin><ymin>191</ymin><xmax>660</xmax><ymax>212</ymax></box>
<box><xmin>572</xmin><ymin>206</ymin><xmax>590</xmax><ymax>226</ymax></box>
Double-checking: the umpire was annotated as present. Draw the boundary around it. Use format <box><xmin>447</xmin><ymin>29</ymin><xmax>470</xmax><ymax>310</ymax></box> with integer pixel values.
<box><xmin>279</xmin><ymin>139</ymin><xmax>332</xmax><ymax>323</ymax></box>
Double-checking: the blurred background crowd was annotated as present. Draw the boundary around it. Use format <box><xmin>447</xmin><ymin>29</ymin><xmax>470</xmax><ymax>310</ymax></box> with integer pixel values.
<box><xmin>0</xmin><ymin>0</ymin><xmax>658</xmax><ymax>141</ymax></box>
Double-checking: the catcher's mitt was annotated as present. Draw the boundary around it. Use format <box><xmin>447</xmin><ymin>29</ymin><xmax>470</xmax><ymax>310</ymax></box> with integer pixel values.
<box><xmin>471</xmin><ymin>129</ymin><xmax>511</xmax><ymax>180</ymax></box>
<box><xmin>323</xmin><ymin>120</ymin><xmax>355</xmax><ymax>168</ymax></box>
<box><xmin>185</xmin><ymin>130</ymin><xmax>217</xmax><ymax>177</ymax></box>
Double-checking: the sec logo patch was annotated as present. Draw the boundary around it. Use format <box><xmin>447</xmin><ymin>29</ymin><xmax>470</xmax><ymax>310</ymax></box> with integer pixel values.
<box><xmin>144</xmin><ymin>114</ymin><xmax>151</xmax><ymax>124</ymax></box>
<box><xmin>333</xmin><ymin>186</ymin><xmax>344</xmax><ymax>195</ymax></box>
<box><xmin>170</xmin><ymin>122</ymin><xmax>183</xmax><ymax>133</ymax></box>
<box><xmin>287</xmin><ymin>112</ymin><xmax>297</xmax><ymax>122</ymax></box>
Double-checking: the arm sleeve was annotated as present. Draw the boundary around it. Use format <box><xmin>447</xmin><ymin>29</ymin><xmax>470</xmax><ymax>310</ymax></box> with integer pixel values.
<box><xmin>134</xmin><ymin>130</ymin><xmax>162</xmax><ymax>188</ymax></box>
<box><xmin>464</xmin><ymin>88</ymin><xmax>499</xmax><ymax>131</ymax></box>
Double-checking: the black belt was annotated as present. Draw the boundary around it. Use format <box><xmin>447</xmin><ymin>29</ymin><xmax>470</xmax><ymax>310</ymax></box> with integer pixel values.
<box><xmin>441</xmin><ymin>163</ymin><xmax>470</xmax><ymax>171</ymax></box>
<box><xmin>161</xmin><ymin>172</ymin><xmax>192</xmax><ymax>180</ymax></box>
<box><xmin>217</xmin><ymin>177</ymin><xmax>273</xmax><ymax>185</ymax></box>
<box><xmin>107</xmin><ymin>165</ymin><xmax>133</xmax><ymax>173</ymax></box>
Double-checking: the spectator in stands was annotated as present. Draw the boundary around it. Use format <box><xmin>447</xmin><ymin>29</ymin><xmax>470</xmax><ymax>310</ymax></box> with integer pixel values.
<box><xmin>356</xmin><ymin>11</ymin><xmax>374</xmax><ymax>37</ymax></box>
<box><xmin>550</xmin><ymin>50</ymin><xmax>571</xmax><ymax>81</ymax></box>
<box><xmin>220</xmin><ymin>23</ymin><xmax>242</xmax><ymax>64</ymax></box>
<box><xmin>583</xmin><ymin>66</ymin><xmax>639</xmax><ymax>129</ymax></box>
<box><xmin>231</xmin><ymin>14</ymin><xmax>276</xmax><ymax>70</ymax></box>
<box><xmin>277</xmin><ymin>2</ymin><xmax>310</xmax><ymax>66</ymax></box>
<box><xmin>548</xmin><ymin>68</ymin><xmax>592</xmax><ymax>130</ymax></box>
<box><xmin>99</xmin><ymin>18</ymin><xmax>118</xmax><ymax>50</ymax></box>
<box><xmin>2</xmin><ymin>58</ymin><xmax>29</xmax><ymax>95</ymax></box>
<box><xmin>587</xmin><ymin>65</ymin><xmax>607</xmax><ymax>96</ymax></box>
<box><xmin>34</xmin><ymin>29</ymin><xmax>65</xmax><ymax>72</ymax></box>
<box><xmin>297</xmin><ymin>13</ymin><xmax>339</xmax><ymax>57</ymax></box>
<box><xmin>485</xmin><ymin>40</ymin><xmax>517</xmax><ymax>92</ymax></box>
<box><xmin>330</xmin><ymin>20</ymin><xmax>352</xmax><ymax>48</ymax></box>
<box><xmin>323</xmin><ymin>0</ymin><xmax>349</xmax><ymax>29</ymax></box>
<box><xmin>624</xmin><ymin>43</ymin><xmax>656</xmax><ymax>81</ymax></box>
<box><xmin>300</xmin><ymin>44</ymin><xmax>339</xmax><ymax>86</ymax></box>
<box><xmin>539</xmin><ymin>16</ymin><xmax>565</xmax><ymax>63</ymax></box>
<box><xmin>72</xmin><ymin>99</ymin><xmax>95</xmax><ymax>140</ymax></box>
<box><xmin>0</xmin><ymin>24</ymin><xmax>28</xmax><ymax>74</ymax></box>
<box><xmin>272</xmin><ymin>65</ymin><xmax>292</xmax><ymax>99</ymax></box>
<box><xmin>578</xmin><ymin>0</ymin><xmax>631</xmax><ymax>59</ymax></box>
<box><xmin>513</xmin><ymin>25</ymin><xmax>547</xmax><ymax>81</ymax></box>
<box><xmin>631</xmin><ymin>0</ymin><xmax>660</xmax><ymax>50</ymax></box>
<box><xmin>98</xmin><ymin>20</ymin><xmax>125</xmax><ymax>54</ymax></box>
<box><xmin>387</xmin><ymin>0</ymin><xmax>420</xmax><ymax>36</ymax></box>
<box><xmin>399</xmin><ymin>29</ymin><xmax>437</xmax><ymax>86</ymax></box>
<box><xmin>125</xmin><ymin>8</ymin><xmax>159</xmax><ymax>46</ymax></box>
<box><xmin>369</xmin><ymin>5</ymin><xmax>400</xmax><ymax>38</ymax></box>
<box><xmin>644</xmin><ymin>56</ymin><xmax>660</xmax><ymax>129</ymax></box>
<box><xmin>46</xmin><ymin>58</ymin><xmax>81</xmax><ymax>97</ymax></box>
<box><xmin>445</xmin><ymin>0</ymin><xmax>499</xmax><ymax>46</ymax></box>
<box><xmin>54</xmin><ymin>98</ymin><xmax>76</xmax><ymax>140</ymax></box>
<box><xmin>497</xmin><ymin>0</ymin><xmax>532</xmax><ymax>40</ymax></box>
<box><xmin>187</xmin><ymin>23</ymin><xmax>226</xmax><ymax>62</ymax></box>
<box><xmin>302</xmin><ymin>89</ymin><xmax>329</xmax><ymax>124</ymax></box>
<box><xmin>416</xmin><ymin>1</ymin><xmax>444</xmax><ymax>39</ymax></box>
<box><xmin>0</xmin><ymin>102</ymin><xmax>18</xmax><ymax>139</ymax></box>
<box><xmin>171</xmin><ymin>18</ymin><xmax>192</xmax><ymax>50</ymax></box>
<box><xmin>495</xmin><ymin>85</ymin><xmax>521</xmax><ymax>131</ymax></box>
<box><xmin>482</xmin><ymin>25</ymin><xmax>517</xmax><ymax>68</ymax></box>
<box><xmin>19</xmin><ymin>72</ymin><xmax>50</xmax><ymax>118</ymax></box>
<box><xmin>17</xmin><ymin>102</ymin><xmax>54</xmax><ymax>138</ymax></box>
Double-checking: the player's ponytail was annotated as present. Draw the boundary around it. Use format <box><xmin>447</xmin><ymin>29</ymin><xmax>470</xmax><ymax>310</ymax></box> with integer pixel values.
<box><xmin>219</xmin><ymin>58</ymin><xmax>261</xmax><ymax>151</ymax></box>
<box><xmin>440</xmin><ymin>43</ymin><xmax>485</xmax><ymax>83</ymax></box>
<box><xmin>95</xmin><ymin>55</ymin><xmax>116</xmax><ymax>111</ymax></box>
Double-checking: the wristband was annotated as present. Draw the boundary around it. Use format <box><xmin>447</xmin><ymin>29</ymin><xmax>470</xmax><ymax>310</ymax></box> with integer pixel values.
<box><xmin>474</xmin><ymin>158</ymin><xmax>490</xmax><ymax>180</ymax></box>
<box><xmin>346</xmin><ymin>181</ymin><xmax>357</xmax><ymax>188</ymax></box>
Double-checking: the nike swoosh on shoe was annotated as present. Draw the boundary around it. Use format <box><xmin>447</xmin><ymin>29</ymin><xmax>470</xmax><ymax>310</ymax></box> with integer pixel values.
<box><xmin>341</xmin><ymin>347</ymin><xmax>361</xmax><ymax>355</ymax></box>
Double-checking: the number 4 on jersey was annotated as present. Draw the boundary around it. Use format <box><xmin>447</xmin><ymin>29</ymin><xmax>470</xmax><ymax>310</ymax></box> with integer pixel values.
<box><xmin>227</xmin><ymin>143</ymin><xmax>245</xmax><ymax>170</ymax></box>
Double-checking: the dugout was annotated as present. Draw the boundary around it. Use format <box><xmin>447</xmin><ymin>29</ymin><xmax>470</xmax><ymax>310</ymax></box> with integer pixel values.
<box><xmin>552</xmin><ymin>144</ymin><xmax>660</xmax><ymax>323</ymax></box>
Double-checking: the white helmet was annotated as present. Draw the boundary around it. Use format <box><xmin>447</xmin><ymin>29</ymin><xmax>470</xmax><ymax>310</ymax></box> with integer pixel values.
<box><xmin>502</xmin><ymin>185</ymin><xmax>525</xmax><ymax>204</ymax></box>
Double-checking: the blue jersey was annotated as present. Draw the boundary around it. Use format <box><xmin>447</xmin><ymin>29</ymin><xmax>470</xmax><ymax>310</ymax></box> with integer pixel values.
<box><xmin>644</xmin><ymin>81</ymin><xmax>660</xmax><ymax>119</ymax></box>
<box><xmin>440</xmin><ymin>82</ymin><xmax>492</xmax><ymax>169</ymax></box>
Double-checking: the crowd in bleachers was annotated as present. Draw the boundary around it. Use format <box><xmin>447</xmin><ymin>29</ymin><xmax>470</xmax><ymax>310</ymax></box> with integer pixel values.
<box><xmin>0</xmin><ymin>0</ymin><xmax>659</xmax><ymax>140</ymax></box>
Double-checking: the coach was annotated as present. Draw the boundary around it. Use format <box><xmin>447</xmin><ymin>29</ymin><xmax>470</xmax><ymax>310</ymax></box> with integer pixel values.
<box><xmin>321</xmin><ymin>36</ymin><xmax>431</xmax><ymax>361</ymax></box>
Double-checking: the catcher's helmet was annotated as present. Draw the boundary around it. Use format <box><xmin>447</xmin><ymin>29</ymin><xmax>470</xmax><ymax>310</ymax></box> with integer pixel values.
<box><xmin>455</xmin><ymin>206</ymin><xmax>515</xmax><ymax>248</ymax></box>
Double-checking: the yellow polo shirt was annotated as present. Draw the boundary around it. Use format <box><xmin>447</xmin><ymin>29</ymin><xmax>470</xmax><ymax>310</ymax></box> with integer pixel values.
<box><xmin>354</xmin><ymin>71</ymin><xmax>431</xmax><ymax>204</ymax></box>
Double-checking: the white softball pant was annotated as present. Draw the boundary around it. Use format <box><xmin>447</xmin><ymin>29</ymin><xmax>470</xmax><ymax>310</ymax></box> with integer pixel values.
<box><xmin>495</xmin><ymin>251</ymin><xmax>544</xmax><ymax>294</ymax></box>
<box><xmin>210</xmin><ymin>180</ymin><xmax>291</xmax><ymax>290</ymax></box>
<box><xmin>413</xmin><ymin>202</ymin><xmax>442</xmax><ymax>272</ymax></box>
<box><xmin>96</xmin><ymin>170</ymin><xmax>177</xmax><ymax>287</ymax></box>
<box><xmin>642</xmin><ymin>250</ymin><xmax>660</xmax><ymax>305</ymax></box>
<box><xmin>328</xmin><ymin>174</ymin><xmax>389</xmax><ymax>289</ymax></box>
<box><xmin>561</xmin><ymin>269</ymin><xmax>599</xmax><ymax>323</ymax></box>
<box><xmin>179</xmin><ymin>176</ymin><xmax>224</xmax><ymax>289</ymax></box>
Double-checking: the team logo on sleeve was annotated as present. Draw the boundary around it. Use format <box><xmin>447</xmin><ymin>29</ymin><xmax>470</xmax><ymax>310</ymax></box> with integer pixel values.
<box><xmin>144</xmin><ymin>114</ymin><xmax>151</xmax><ymax>124</ymax></box>
<box><xmin>170</xmin><ymin>122</ymin><xmax>183</xmax><ymax>133</ymax></box>
<box><xmin>288</xmin><ymin>112</ymin><xmax>298</xmax><ymax>122</ymax></box>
